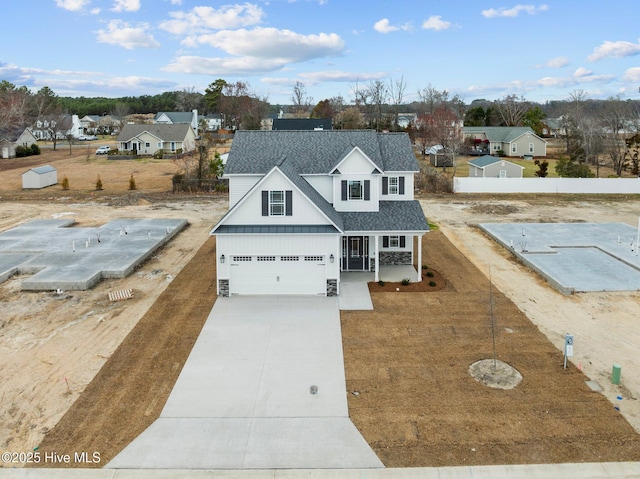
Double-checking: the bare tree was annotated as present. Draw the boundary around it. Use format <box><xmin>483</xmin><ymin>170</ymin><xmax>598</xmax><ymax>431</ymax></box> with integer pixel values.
<box><xmin>366</xmin><ymin>80</ymin><xmax>388</xmax><ymax>131</ymax></box>
<box><xmin>388</xmin><ymin>76</ymin><xmax>407</xmax><ymax>130</ymax></box>
<box><xmin>0</xmin><ymin>81</ymin><xmax>32</xmax><ymax>130</ymax></box>
<box><xmin>45</xmin><ymin>109</ymin><xmax>72</xmax><ymax>151</ymax></box>
<box><xmin>493</xmin><ymin>94</ymin><xmax>530</xmax><ymax>126</ymax></box>
<box><xmin>175</xmin><ymin>86</ymin><xmax>203</xmax><ymax>112</ymax></box>
<box><xmin>290</xmin><ymin>81</ymin><xmax>313</xmax><ymax>118</ymax></box>
<box><xmin>600</xmin><ymin>96</ymin><xmax>631</xmax><ymax>176</ymax></box>
<box><xmin>110</xmin><ymin>102</ymin><xmax>131</xmax><ymax>131</ymax></box>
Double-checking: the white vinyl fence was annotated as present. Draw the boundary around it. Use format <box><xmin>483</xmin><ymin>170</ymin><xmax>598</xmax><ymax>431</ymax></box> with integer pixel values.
<box><xmin>454</xmin><ymin>177</ymin><xmax>640</xmax><ymax>194</ymax></box>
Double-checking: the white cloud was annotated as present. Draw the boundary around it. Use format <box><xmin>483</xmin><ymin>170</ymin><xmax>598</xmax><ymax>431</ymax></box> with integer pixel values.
<box><xmin>422</xmin><ymin>15</ymin><xmax>451</xmax><ymax>31</ymax></box>
<box><xmin>193</xmin><ymin>27</ymin><xmax>344</xmax><ymax>63</ymax></box>
<box><xmin>623</xmin><ymin>67</ymin><xmax>640</xmax><ymax>82</ymax></box>
<box><xmin>159</xmin><ymin>4</ymin><xmax>264</xmax><ymax>35</ymax></box>
<box><xmin>164</xmin><ymin>55</ymin><xmax>287</xmax><ymax>75</ymax></box>
<box><xmin>588</xmin><ymin>39</ymin><xmax>640</xmax><ymax>62</ymax></box>
<box><xmin>373</xmin><ymin>18</ymin><xmax>411</xmax><ymax>34</ymax></box>
<box><xmin>95</xmin><ymin>20</ymin><xmax>161</xmax><ymax>49</ymax></box>
<box><xmin>539</xmin><ymin>56</ymin><xmax>570</xmax><ymax>68</ymax></box>
<box><xmin>54</xmin><ymin>0</ymin><xmax>90</xmax><ymax>11</ymax></box>
<box><xmin>574</xmin><ymin>67</ymin><xmax>592</xmax><ymax>78</ymax></box>
<box><xmin>111</xmin><ymin>0</ymin><xmax>141</xmax><ymax>12</ymax></box>
<box><xmin>482</xmin><ymin>4</ymin><xmax>548</xmax><ymax>18</ymax></box>
<box><xmin>298</xmin><ymin>70</ymin><xmax>388</xmax><ymax>84</ymax></box>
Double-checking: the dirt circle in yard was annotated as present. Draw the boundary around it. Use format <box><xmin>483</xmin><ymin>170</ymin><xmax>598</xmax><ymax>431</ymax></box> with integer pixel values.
<box><xmin>469</xmin><ymin>359</ymin><xmax>523</xmax><ymax>390</ymax></box>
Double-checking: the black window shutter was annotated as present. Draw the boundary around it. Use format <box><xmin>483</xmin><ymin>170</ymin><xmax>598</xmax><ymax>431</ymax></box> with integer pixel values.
<box><xmin>382</xmin><ymin>177</ymin><xmax>388</xmax><ymax>195</ymax></box>
<box><xmin>364</xmin><ymin>180</ymin><xmax>370</xmax><ymax>200</ymax></box>
<box><xmin>400</xmin><ymin>236</ymin><xmax>406</xmax><ymax>248</ymax></box>
<box><xmin>399</xmin><ymin>176</ymin><xmax>405</xmax><ymax>194</ymax></box>
<box><xmin>261</xmin><ymin>190</ymin><xmax>268</xmax><ymax>216</ymax></box>
<box><xmin>341</xmin><ymin>180</ymin><xmax>347</xmax><ymax>201</ymax></box>
<box><xmin>285</xmin><ymin>190</ymin><xmax>293</xmax><ymax>216</ymax></box>
<box><xmin>383</xmin><ymin>236</ymin><xmax>389</xmax><ymax>248</ymax></box>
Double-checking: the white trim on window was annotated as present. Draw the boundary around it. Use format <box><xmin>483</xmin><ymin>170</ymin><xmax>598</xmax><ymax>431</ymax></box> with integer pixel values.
<box><xmin>388</xmin><ymin>176</ymin><xmax>399</xmax><ymax>195</ymax></box>
<box><xmin>389</xmin><ymin>235</ymin><xmax>400</xmax><ymax>248</ymax></box>
<box><xmin>348</xmin><ymin>180</ymin><xmax>363</xmax><ymax>200</ymax></box>
<box><xmin>269</xmin><ymin>190</ymin><xmax>285</xmax><ymax>216</ymax></box>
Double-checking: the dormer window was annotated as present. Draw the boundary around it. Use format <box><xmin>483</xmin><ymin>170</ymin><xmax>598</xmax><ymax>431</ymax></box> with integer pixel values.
<box><xmin>341</xmin><ymin>180</ymin><xmax>370</xmax><ymax>201</ymax></box>
<box><xmin>349</xmin><ymin>180</ymin><xmax>363</xmax><ymax>200</ymax></box>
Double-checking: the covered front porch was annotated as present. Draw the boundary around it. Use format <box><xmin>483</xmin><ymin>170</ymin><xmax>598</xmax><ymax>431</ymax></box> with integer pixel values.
<box><xmin>339</xmin><ymin>233</ymin><xmax>424</xmax><ymax>283</ymax></box>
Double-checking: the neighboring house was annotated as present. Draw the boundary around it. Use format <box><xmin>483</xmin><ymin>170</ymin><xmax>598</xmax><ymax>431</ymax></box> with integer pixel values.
<box><xmin>79</xmin><ymin>115</ymin><xmax>101</xmax><ymax>134</ymax></box>
<box><xmin>0</xmin><ymin>126</ymin><xmax>38</xmax><ymax>158</ymax></box>
<box><xmin>210</xmin><ymin>130</ymin><xmax>430</xmax><ymax>297</ymax></box>
<box><xmin>154</xmin><ymin>109</ymin><xmax>199</xmax><ymax>135</ymax></box>
<box><xmin>463</xmin><ymin>126</ymin><xmax>547</xmax><ymax>158</ymax></box>
<box><xmin>116</xmin><ymin>124</ymin><xmax>197</xmax><ymax>155</ymax></box>
<box><xmin>397</xmin><ymin>113</ymin><xmax>417</xmax><ymax>129</ymax></box>
<box><xmin>272</xmin><ymin>118</ymin><xmax>332</xmax><ymax>131</ymax></box>
<box><xmin>202</xmin><ymin>113</ymin><xmax>223</xmax><ymax>131</ymax></box>
<box><xmin>468</xmin><ymin>155</ymin><xmax>524</xmax><ymax>178</ymax></box>
<box><xmin>31</xmin><ymin>114</ymin><xmax>82</xmax><ymax>140</ymax></box>
<box><xmin>540</xmin><ymin>118</ymin><xmax>566</xmax><ymax>138</ymax></box>
<box><xmin>22</xmin><ymin>165</ymin><xmax>57</xmax><ymax>189</ymax></box>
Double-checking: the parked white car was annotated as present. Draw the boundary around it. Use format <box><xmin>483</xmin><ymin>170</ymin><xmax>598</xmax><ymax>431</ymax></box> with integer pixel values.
<box><xmin>96</xmin><ymin>146</ymin><xmax>110</xmax><ymax>155</ymax></box>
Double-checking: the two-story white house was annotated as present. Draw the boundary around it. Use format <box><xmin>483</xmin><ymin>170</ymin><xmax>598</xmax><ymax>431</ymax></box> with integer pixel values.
<box><xmin>210</xmin><ymin>130</ymin><xmax>430</xmax><ymax>297</ymax></box>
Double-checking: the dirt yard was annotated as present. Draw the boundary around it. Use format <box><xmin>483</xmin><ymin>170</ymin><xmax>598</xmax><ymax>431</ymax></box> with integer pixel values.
<box><xmin>1</xmin><ymin>148</ymin><xmax>640</xmax><ymax>469</ymax></box>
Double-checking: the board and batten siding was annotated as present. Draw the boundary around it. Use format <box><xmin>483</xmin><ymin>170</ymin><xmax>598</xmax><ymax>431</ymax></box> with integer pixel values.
<box><xmin>225</xmin><ymin>171</ymin><xmax>331</xmax><ymax>226</ymax></box>
<box><xmin>380</xmin><ymin>174</ymin><xmax>414</xmax><ymax>201</ymax></box>
<box><xmin>228</xmin><ymin>175</ymin><xmax>262</xmax><ymax>207</ymax></box>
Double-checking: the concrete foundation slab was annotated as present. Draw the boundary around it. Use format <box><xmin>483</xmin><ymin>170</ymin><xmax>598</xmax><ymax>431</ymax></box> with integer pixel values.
<box><xmin>0</xmin><ymin>218</ymin><xmax>187</xmax><ymax>290</ymax></box>
<box><xmin>479</xmin><ymin>222</ymin><xmax>640</xmax><ymax>294</ymax></box>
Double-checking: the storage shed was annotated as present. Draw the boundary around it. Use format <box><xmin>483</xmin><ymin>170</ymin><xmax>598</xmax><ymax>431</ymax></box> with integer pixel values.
<box><xmin>22</xmin><ymin>165</ymin><xmax>58</xmax><ymax>189</ymax></box>
<box><xmin>468</xmin><ymin>155</ymin><xmax>524</xmax><ymax>178</ymax></box>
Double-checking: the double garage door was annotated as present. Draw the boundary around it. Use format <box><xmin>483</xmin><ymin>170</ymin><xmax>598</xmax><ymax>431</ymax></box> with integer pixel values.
<box><xmin>229</xmin><ymin>254</ymin><xmax>326</xmax><ymax>295</ymax></box>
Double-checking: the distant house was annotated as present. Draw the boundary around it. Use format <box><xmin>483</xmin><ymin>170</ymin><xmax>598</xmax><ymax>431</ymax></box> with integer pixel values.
<box><xmin>272</xmin><ymin>118</ymin><xmax>332</xmax><ymax>131</ymax></box>
<box><xmin>463</xmin><ymin>126</ymin><xmax>547</xmax><ymax>158</ymax></box>
<box><xmin>116</xmin><ymin>124</ymin><xmax>197</xmax><ymax>156</ymax></box>
<box><xmin>154</xmin><ymin>109</ymin><xmax>199</xmax><ymax>135</ymax></box>
<box><xmin>540</xmin><ymin>118</ymin><xmax>566</xmax><ymax>138</ymax></box>
<box><xmin>202</xmin><ymin>113</ymin><xmax>223</xmax><ymax>131</ymax></box>
<box><xmin>397</xmin><ymin>113</ymin><xmax>417</xmax><ymax>129</ymax></box>
<box><xmin>0</xmin><ymin>126</ymin><xmax>38</xmax><ymax>158</ymax></box>
<box><xmin>31</xmin><ymin>114</ymin><xmax>82</xmax><ymax>140</ymax></box>
<box><xmin>79</xmin><ymin>115</ymin><xmax>101</xmax><ymax>135</ymax></box>
<box><xmin>22</xmin><ymin>165</ymin><xmax>57</xmax><ymax>189</ymax></box>
<box><xmin>468</xmin><ymin>155</ymin><xmax>524</xmax><ymax>178</ymax></box>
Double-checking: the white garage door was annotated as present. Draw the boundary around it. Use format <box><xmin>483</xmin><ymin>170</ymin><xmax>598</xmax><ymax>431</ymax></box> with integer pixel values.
<box><xmin>229</xmin><ymin>255</ymin><xmax>326</xmax><ymax>295</ymax></box>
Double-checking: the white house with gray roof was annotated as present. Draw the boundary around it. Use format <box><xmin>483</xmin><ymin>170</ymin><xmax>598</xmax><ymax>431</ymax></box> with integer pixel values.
<box><xmin>463</xmin><ymin>126</ymin><xmax>547</xmax><ymax>158</ymax></box>
<box><xmin>116</xmin><ymin>124</ymin><xmax>196</xmax><ymax>155</ymax></box>
<box><xmin>210</xmin><ymin>130</ymin><xmax>430</xmax><ymax>297</ymax></box>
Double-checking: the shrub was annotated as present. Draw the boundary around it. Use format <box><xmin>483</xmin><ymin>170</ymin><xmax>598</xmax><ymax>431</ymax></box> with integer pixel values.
<box><xmin>95</xmin><ymin>175</ymin><xmax>103</xmax><ymax>190</ymax></box>
<box><xmin>422</xmin><ymin>264</ymin><xmax>428</xmax><ymax>270</ymax></box>
<box><xmin>61</xmin><ymin>176</ymin><xmax>69</xmax><ymax>190</ymax></box>
<box><xmin>426</xmin><ymin>271</ymin><xmax>434</xmax><ymax>278</ymax></box>
<box><xmin>128</xmin><ymin>174</ymin><xmax>136</xmax><ymax>190</ymax></box>
<box><xmin>401</xmin><ymin>278</ymin><xmax>411</xmax><ymax>286</ymax></box>
<box><xmin>30</xmin><ymin>143</ymin><xmax>41</xmax><ymax>155</ymax></box>
<box><xmin>378</xmin><ymin>280</ymin><xmax>386</xmax><ymax>287</ymax></box>
<box><xmin>429</xmin><ymin>281</ymin><xmax>437</xmax><ymax>287</ymax></box>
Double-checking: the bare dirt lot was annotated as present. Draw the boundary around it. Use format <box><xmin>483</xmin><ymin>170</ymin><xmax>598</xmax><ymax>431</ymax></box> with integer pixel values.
<box><xmin>1</xmin><ymin>149</ymin><xmax>640</xmax><ymax>469</ymax></box>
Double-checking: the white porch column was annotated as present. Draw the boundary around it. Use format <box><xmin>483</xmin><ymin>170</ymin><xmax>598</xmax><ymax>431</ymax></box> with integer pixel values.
<box><xmin>417</xmin><ymin>234</ymin><xmax>423</xmax><ymax>282</ymax></box>
<box><xmin>374</xmin><ymin>235</ymin><xmax>379</xmax><ymax>282</ymax></box>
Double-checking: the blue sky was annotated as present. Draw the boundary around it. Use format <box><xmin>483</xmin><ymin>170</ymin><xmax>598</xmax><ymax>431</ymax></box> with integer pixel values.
<box><xmin>1</xmin><ymin>0</ymin><xmax>639</xmax><ymax>106</ymax></box>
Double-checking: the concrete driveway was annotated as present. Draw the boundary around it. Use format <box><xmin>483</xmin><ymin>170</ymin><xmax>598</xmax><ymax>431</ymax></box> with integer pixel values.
<box><xmin>108</xmin><ymin>296</ymin><xmax>382</xmax><ymax>469</ymax></box>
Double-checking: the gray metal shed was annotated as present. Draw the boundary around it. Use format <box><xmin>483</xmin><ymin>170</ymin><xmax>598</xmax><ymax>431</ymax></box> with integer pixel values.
<box><xmin>22</xmin><ymin>165</ymin><xmax>58</xmax><ymax>189</ymax></box>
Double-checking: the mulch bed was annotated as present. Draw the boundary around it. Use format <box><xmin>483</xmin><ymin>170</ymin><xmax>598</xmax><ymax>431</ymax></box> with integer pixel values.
<box><xmin>368</xmin><ymin>268</ymin><xmax>446</xmax><ymax>293</ymax></box>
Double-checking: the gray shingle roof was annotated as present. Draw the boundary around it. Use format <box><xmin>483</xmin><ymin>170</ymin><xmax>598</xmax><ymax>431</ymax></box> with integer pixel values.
<box><xmin>154</xmin><ymin>111</ymin><xmax>195</xmax><ymax>124</ymax></box>
<box><xmin>468</xmin><ymin>155</ymin><xmax>523</xmax><ymax>169</ymax></box>
<box><xmin>340</xmin><ymin>201</ymin><xmax>429</xmax><ymax>233</ymax></box>
<box><xmin>117</xmin><ymin>124</ymin><xmax>193</xmax><ymax>142</ymax></box>
<box><xmin>463</xmin><ymin>126</ymin><xmax>544</xmax><ymax>143</ymax></box>
<box><xmin>224</xmin><ymin>130</ymin><xmax>419</xmax><ymax>175</ymax></box>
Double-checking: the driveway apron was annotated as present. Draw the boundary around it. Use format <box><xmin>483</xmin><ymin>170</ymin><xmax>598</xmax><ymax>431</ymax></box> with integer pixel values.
<box><xmin>108</xmin><ymin>295</ymin><xmax>382</xmax><ymax>469</ymax></box>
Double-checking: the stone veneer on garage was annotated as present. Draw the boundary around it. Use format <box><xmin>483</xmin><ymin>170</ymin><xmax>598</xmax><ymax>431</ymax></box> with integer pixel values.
<box><xmin>218</xmin><ymin>279</ymin><xmax>229</xmax><ymax>297</ymax></box>
<box><xmin>326</xmin><ymin>279</ymin><xmax>337</xmax><ymax>297</ymax></box>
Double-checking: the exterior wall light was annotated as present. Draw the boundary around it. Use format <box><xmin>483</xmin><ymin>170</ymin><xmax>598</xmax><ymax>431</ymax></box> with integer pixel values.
<box><xmin>329</xmin><ymin>254</ymin><xmax>334</xmax><ymax>263</ymax></box>
<box><xmin>220</xmin><ymin>254</ymin><xmax>225</xmax><ymax>263</ymax></box>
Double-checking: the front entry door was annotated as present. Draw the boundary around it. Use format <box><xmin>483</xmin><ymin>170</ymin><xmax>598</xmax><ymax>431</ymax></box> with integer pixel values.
<box><xmin>343</xmin><ymin>236</ymin><xmax>369</xmax><ymax>271</ymax></box>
